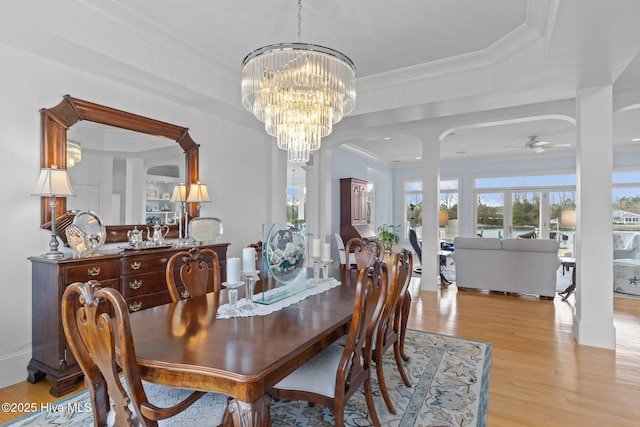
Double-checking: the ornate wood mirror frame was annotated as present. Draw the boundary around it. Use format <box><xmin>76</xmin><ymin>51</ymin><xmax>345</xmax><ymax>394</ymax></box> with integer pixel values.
<box><xmin>40</xmin><ymin>95</ymin><xmax>200</xmax><ymax>243</ymax></box>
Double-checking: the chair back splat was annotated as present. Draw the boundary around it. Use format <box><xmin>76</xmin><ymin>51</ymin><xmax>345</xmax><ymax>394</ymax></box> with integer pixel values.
<box><xmin>272</xmin><ymin>259</ymin><xmax>388</xmax><ymax>427</ymax></box>
<box><xmin>375</xmin><ymin>249</ymin><xmax>413</xmax><ymax>413</ymax></box>
<box><xmin>165</xmin><ymin>247</ymin><xmax>220</xmax><ymax>302</ymax></box>
<box><xmin>345</xmin><ymin>237</ymin><xmax>384</xmax><ymax>270</ymax></box>
<box><xmin>61</xmin><ymin>281</ymin><xmax>208</xmax><ymax>426</ymax></box>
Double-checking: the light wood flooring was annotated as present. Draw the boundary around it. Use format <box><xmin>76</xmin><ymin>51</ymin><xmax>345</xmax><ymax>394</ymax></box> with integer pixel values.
<box><xmin>1</xmin><ymin>281</ymin><xmax>639</xmax><ymax>426</ymax></box>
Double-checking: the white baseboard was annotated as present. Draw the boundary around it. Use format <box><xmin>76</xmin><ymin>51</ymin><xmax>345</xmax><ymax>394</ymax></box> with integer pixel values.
<box><xmin>0</xmin><ymin>349</ymin><xmax>31</xmax><ymax>389</ymax></box>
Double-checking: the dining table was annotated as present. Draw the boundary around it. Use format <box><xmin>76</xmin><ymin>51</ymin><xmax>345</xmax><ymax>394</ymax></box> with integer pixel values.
<box><xmin>125</xmin><ymin>267</ymin><xmax>360</xmax><ymax>427</ymax></box>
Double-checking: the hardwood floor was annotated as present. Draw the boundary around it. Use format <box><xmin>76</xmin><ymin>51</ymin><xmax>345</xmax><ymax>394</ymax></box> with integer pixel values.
<box><xmin>1</xmin><ymin>280</ymin><xmax>638</xmax><ymax>426</ymax></box>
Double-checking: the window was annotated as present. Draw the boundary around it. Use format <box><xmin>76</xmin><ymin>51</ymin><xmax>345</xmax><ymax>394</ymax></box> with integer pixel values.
<box><xmin>613</xmin><ymin>172</ymin><xmax>640</xmax><ymax>231</ymax></box>
<box><xmin>404</xmin><ymin>180</ymin><xmax>422</xmax><ymax>235</ymax></box>
<box><xmin>402</xmin><ymin>178</ymin><xmax>460</xmax><ymax>240</ymax></box>
<box><xmin>440</xmin><ymin>179</ymin><xmax>459</xmax><ymax>240</ymax></box>
<box><xmin>474</xmin><ymin>173</ymin><xmax>576</xmax><ymax>242</ymax></box>
<box><xmin>366</xmin><ymin>181</ymin><xmax>375</xmax><ymax>226</ymax></box>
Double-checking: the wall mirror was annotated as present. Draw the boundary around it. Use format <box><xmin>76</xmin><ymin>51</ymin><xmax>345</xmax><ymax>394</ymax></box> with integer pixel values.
<box><xmin>40</xmin><ymin>95</ymin><xmax>200</xmax><ymax>243</ymax></box>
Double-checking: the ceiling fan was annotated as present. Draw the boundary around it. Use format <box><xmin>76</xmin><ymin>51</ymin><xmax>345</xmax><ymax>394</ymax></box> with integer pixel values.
<box><xmin>517</xmin><ymin>136</ymin><xmax>571</xmax><ymax>153</ymax></box>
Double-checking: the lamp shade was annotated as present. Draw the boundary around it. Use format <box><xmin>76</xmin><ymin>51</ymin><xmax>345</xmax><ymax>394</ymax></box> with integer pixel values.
<box><xmin>439</xmin><ymin>210</ymin><xmax>449</xmax><ymax>227</ymax></box>
<box><xmin>186</xmin><ymin>182</ymin><xmax>210</xmax><ymax>203</ymax></box>
<box><xmin>32</xmin><ymin>167</ymin><xmax>75</xmax><ymax>197</ymax></box>
<box><xmin>170</xmin><ymin>183</ymin><xmax>188</xmax><ymax>202</ymax></box>
<box><xmin>561</xmin><ymin>210</ymin><xmax>576</xmax><ymax>228</ymax></box>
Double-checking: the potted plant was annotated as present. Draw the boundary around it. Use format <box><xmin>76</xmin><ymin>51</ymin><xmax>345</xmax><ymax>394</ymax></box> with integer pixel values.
<box><xmin>377</xmin><ymin>224</ymin><xmax>401</xmax><ymax>253</ymax></box>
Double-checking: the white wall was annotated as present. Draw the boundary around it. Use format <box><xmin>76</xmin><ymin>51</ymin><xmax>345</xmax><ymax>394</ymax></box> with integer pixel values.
<box><xmin>0</xmin><ymin>43</ymin><xmax>278</xmax><ymax>388</ymax></box>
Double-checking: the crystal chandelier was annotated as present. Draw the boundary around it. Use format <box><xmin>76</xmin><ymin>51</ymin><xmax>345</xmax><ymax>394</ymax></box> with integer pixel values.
<box><xmin>241</xmin><ymin>0</ymin><xmax>356</xmax><ymax>163</ymax></box>
<box><xmin>67</xmin><ymin>139</ymin><xmax>82</xmax><ymax>167</ymax></box>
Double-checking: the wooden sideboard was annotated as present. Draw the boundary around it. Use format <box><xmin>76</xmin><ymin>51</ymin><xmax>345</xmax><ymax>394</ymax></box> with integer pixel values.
<box><xmin>27</xmin><ymin>243</ymin><xmax>229</xmax><ymax>397</ymax></box>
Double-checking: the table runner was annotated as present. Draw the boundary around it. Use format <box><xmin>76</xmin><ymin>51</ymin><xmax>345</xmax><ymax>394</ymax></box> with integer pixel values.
<box><xmin>216</xmin><ymin>277</ymin><xmax>341</xmax><ymax>319</ymax></box>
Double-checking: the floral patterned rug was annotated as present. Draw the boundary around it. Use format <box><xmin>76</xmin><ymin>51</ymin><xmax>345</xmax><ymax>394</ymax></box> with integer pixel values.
<box><xmin>5</xmin><ymin>330</ymin><xmax>491</xmax><ymax>427</ymax></box>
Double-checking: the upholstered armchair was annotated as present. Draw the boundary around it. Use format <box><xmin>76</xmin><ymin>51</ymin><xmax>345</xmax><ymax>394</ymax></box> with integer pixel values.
<box><xmin>613</xmin><ymin>232</ymin><xmax>640</xmax><ymax>260</ymax></box>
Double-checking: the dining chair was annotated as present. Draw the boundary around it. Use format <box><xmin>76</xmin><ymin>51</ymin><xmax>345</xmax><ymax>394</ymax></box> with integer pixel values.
<box><xmin>61</xmin><ymin>280</ymin><xmax>227</xmax><ymax>427</ymax></box>
<box><xmin>408</xmin><ymin>228</ymin><xmax>422</xmax><ymax>274</ymax></box>
<box><xmin>165</xmin><ymin>247</ymin><xmax>221</xmax><ymax>302</ymax></box>
<box><xmin>271</xmin><ymin>260</ymin><xmax>389</xmax><ymax>427</ymax></box>
<box><xmin>373</xmin><ymin>249</ymin><xmax>413</xmax><ymax>414</ymax></box>
<box><xmin>345</xmin><ymin>237</ymin><xmax>384</xmax><ymax>270</ymax></box>
<box><xmin>335</xmin><ymin>233</ymin><xmax>356</xmax><ymax>269</ymax></box>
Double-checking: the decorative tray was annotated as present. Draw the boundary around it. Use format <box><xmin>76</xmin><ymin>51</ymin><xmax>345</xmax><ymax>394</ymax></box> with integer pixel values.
<box><xmin>119</xmin><ymin>244</ymin><xmax>173</xmax><ymax>251</ymax></box>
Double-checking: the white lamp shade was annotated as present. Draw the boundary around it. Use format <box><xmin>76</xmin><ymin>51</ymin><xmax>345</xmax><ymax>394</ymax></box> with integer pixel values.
<box><xmin>439</xmin><ymin>210</ymin><xmax>449</xmax><ymax>227</ymax></box>
<box><xmin>561</xmin><ymin>210</ymin><xmax>576</xmax><ymax>228</ymax></box>
<box><xmin>186</xmin><ymin>182</ymin><xmax>210</xmax><ymax>203</ymax></box>
<box><xmin>170</xmin><ymin>184</ymin><xmax>188</xmax><ymax>202</ymax></box>
<box><xmin>32</xmin><ymin>167</ymin><xmax>75</xmax><ymax>197</ymax></box>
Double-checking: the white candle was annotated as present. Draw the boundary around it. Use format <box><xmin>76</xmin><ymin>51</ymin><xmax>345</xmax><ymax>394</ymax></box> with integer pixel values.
<box><xmin>243</xmin><ymin>247</ymin><xmax>256</xmax><ymax>273</ymax></box>
<box><xmin>312</xmin><ymin>238</ymin><xmax>321</xmax><ymax>258</ymax></box>
<box><xmin>227</xmin><ymin>257</ymin><xmax>240</xmax><ymax>285</ymax></box>
<box><xmin>322</xmin><ymin>243</ymin><xmax>331</xmax><ymax>262</ymax></box>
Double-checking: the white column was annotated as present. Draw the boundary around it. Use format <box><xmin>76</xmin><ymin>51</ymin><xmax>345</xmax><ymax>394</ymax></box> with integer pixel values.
<box><xmin>421</xmin><ymin>131</ymin><xmax>442</xmax><ymax>291</ymax></box>
<box><xmin>574</xmin><ymin>86</ymin><xmax>616</xmax><ymax>349</ymax></box>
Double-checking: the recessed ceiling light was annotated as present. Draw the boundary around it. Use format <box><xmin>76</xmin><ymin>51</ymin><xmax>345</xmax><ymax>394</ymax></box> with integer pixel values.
<box><xmin>632</xmin><ymin>138</ymin><xmax>640</xmax><ymax>142</ymax></box>
<box><xmin>384</xmin><ymin>137</ymin><xmax>391</xmax><ymax>140</ymax></box>
<box><xmin>416</xmin><ymin>156</ymin><xmax>422</xmax><ymax>160</ymax></box>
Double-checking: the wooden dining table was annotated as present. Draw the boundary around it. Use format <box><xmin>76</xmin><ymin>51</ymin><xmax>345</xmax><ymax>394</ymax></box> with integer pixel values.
<box><xmin>125</xmin><ymin>268</ymin><xmax>359</xmax><ymax>427</ymax></box>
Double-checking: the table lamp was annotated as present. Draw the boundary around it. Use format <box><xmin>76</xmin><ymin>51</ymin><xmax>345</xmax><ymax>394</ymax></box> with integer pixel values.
<box><xmin>186</xmin><ymin>182</ymin><xmax>211</xmax><ymax>239</ymax></box>
<box><xmin>32</xmin><ymin>165</ymin><xmax>75</xmax><ymax>259</ymax></box>
<box><xmin>561</xmin><ymin>209</ymin><xmax>576</xmax><ymax>255</ymax></box>
<box><xmin>439</xmin><ymin>210</ymin><xmax>449</xmax><ymax>227</ymax></box>
<box><xmin>186</xmin><ymin>182</ymin><xmax>211</xmax><ymax>214</ymax></box>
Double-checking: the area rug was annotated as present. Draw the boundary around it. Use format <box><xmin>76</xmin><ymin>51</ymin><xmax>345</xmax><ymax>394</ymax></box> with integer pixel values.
<box><xmin>5</xmin><ymin>330</ymin><xmax>491</xmax><ymax>427</ymax></box>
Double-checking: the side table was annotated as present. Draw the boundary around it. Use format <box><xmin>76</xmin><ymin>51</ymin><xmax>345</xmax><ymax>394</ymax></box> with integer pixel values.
<box><xmin>558</xmin><ymin>256</ymin><xmax>576</xmax><ymax>301</ymax></box>
<box><xmin>439</xmin><ymin>250</ymin><xmax>454</xmax><ymax>287</ymax></box>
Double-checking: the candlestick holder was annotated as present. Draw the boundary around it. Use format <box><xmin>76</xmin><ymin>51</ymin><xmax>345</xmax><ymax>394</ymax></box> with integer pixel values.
<box><xmin>312</xmin><ymin>256</ymin><xmax>321</xmax><ymax>279</ymax></box>
<box><xmin>219</xmin><ymin>281</ymin><xmax>244</xmax><ymax>316</ymax></box>
<box><xmin>320</xmin><ymin>259</ymin><xmax>332</xmax><ymax>279</ymax></box>
<box><xmin>240</xmin><ymin>270</ymin><xmax>260</xmax><ymax>311</ymax></box>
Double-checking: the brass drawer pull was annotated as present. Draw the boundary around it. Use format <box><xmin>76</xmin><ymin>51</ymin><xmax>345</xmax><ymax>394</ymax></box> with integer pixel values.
<box><xmin>87</xmin><ymin>267</ymin><xmax>101</xmax><ymax>277</ymax></box>
<box><xmin>130</xmin><ymin>262</ymin><xmax>141</xmax><ymax>270</ymax></box>
<box><xmin>129</xmin><ymin>301</ymin><xmax>142</xmax><ymax>312</ymax></box>
<box><xmin>129</xmin><ymin>280</ymin><xmax>143</xmax><ymax>290</ymax></box>
<box><xmin>181</xmin><ymin>290</ymin><xmax>191</xmax><ymax>299</ymax></box>
<box><xmin>161</xmin><ymin>257</ymin><xmax>168</xmax><ymax>264</ymax></box>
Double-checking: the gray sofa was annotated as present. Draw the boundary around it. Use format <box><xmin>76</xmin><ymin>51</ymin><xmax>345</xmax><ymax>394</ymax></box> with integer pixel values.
<box><xmin>452</xmin><ymin>237</ymin><xmax>560</xmax><ymax>298</ymax></box>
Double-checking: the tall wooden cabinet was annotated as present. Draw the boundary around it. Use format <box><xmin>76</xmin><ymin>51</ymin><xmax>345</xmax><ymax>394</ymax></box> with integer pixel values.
<box><xmin>340</xmin><ymin>178</ymin><xmax>376</xmax><ymax>242</ymax></box>
<box><xmin>28</xmin><ymin>243</ymin><xmax>228</xmax><ymax>396</ymax></box>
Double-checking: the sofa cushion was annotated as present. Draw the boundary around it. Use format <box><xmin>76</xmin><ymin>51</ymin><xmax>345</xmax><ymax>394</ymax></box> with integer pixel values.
<box><xmin>452</xmin><ymin>237</ymin><xmax>502</xmax><ymax>250</ymax></box>
<box><xmin>502</xmin><ymin>238</ymin><xmax>559</xmax><ymax>253</ymax></box>
<box><xmin>613</xmin><ymin>232</ymin><xmax>634</xmax><ymax>250</ymax></box>
<box><xmin>613</xmin><ymin>258</ymin><xmax>640</xmax><ymax>295</ymax></box>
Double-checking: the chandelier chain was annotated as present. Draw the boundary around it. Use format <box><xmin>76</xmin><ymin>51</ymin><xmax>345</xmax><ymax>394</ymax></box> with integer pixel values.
<box><xmin>297</xmin><ymin>0</ymin><xmax>302</xmax><ymax>41</ymax></box>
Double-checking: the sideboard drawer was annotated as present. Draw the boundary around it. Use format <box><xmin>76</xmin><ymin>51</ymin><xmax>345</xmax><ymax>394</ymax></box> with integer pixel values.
<box><xmin>65</xmin><ymin>261</ymin><xmax>120</xmax><ymax>282</ymax></box>
<box><xmin>121</xmin><ymin>254</ymin><xmax>170</xmax><ymax>275</ymax></box>
<box><xmin>125</xmin><ymin>291</ymin><xmax>173</xmax><ymax>313</ymax></box>
<box><xmin>121</xmin><ymin>272</ymin><xmax>168</xmax><ymax>298</ymax></box>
